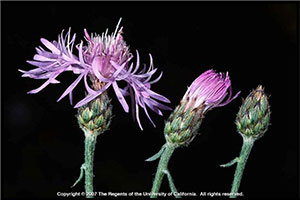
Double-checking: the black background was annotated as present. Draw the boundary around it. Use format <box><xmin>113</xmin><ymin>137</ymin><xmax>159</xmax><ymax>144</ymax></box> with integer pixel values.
<box><xmin>2</xmin><ymin>1</ymin><xmax>299</xmax><ymax>199</ymax></box>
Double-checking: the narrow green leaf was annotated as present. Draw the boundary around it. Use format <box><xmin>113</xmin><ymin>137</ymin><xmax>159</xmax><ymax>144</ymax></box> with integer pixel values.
<box><xmin>145</xmin><ymin>145</ymin><xmax>166</xmax><ymax>162</ymax></box>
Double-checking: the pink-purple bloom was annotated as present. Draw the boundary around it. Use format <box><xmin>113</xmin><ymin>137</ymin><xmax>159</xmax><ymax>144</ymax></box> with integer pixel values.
<box><xmin>182</xmin><ymin>69</ymin><xmax>240</xmax><ymax>112</ymax></box>
<box><xmin>19</xmin><ymin>19</ymin><xmax>171</xmax><ymax>130</ymax></box>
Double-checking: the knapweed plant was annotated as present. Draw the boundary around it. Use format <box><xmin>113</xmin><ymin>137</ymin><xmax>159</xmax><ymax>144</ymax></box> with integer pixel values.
<box><xmin>221</xmin><ymin>85</ymin><xmax>270</xmax><ymax>198</ymax></box>
<box><xmin>146</xmin><ymin>69</ymin><xmax>240</xmax><ymax>198</ymax></box>
<box><xmin>19</xmin><ymin>18</ymin><xmax>171</xmax><ymax>198</ymax></box>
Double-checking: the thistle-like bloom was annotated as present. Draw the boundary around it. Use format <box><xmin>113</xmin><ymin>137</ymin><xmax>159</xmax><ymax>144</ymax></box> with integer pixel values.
<box><xmin>19</xmin><ymin>19</ymin><xmax>171</xmax><ymax>130</ymax></box>
<box><xmin>183</xmin><ymin>69</ymin><xmax>240</xmax><ymax>112</ymax></box>
<box><xmin>165</xmin><ymin>69</ymin><xmax>240</xmax><ymax>145</ymax></box>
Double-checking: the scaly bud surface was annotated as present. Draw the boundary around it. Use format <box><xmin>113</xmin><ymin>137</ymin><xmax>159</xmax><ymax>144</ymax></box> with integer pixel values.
<box><xmin>236</xmin><ymin>85</ymin><xmax>270</xmax><ymax>139</ymax></box>
<box><xmin>77</xmin><ymin>91</ymin><xmax>112</xmax><ymax>137</ymax></box>
<box><xmin>164</xmin><ymin>102</ymin><xmax>204</xmax><ymax>146</ymax></box>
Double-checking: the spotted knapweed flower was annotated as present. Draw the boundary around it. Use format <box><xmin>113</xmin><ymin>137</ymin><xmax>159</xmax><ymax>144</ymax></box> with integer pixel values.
<box><xmin>165</xmin><ymin>69</ymin><xmax>240</xmax><ymax>145</ymax></box>
<box><xmin>19</xmin><ymin>18</ymin><xmax>171</xmax><ymax>130</ymax></box>
<box><xmin>147</xmin><ymin>69</ymin><xmax>240</xmax><ymax>197</ymax></box>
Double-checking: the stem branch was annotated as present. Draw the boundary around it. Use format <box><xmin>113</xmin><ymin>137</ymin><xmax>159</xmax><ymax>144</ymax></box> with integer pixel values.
<box><xmin>230</xmin><ymin>137</ymin><xmax>255</xmax><ymax>198</ymax></box>
<box><xmin>150</xmin><ymin>144</ymin><xmax>177</xmax><ymax>198</ymax></box>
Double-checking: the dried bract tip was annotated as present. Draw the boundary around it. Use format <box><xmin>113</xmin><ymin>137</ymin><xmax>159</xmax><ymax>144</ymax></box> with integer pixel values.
<box><xmin>236</xmin><ymin>85</ymin><xmax>271</xmax><ymax>139</ymax></box>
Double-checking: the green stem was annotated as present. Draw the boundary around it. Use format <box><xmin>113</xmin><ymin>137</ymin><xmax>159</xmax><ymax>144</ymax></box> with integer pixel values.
<box><xmin>151</xmin><ymin>144</ymin><xmax>177</xmax><ymax>198</ymax></box>
<box><xmin>84</xmin><ymin>134</ymin><xmax>97</xmax><ymax>198</ymax></box>
<box><xmin>230</xmin><ymin>137</ymin><xmax>255</xmax><ymax>198</ymax></box>
<box><xmin>165</xmin><ymin>169</ymin><xmax>180</xmax><ymax>198</ymax></box>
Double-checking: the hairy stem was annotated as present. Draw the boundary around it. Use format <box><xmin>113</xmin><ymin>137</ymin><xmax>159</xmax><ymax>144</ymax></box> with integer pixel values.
<box><xmin>84</xmin><ymin>134</ymin><xmax>97</xmax><ymax>198</ymax></box>
<box><xmin>151</xmin><ymin>144</ymin><xmax>177</xmax><ymax>198</ymax></box>
<box><xmin>230</xmin><ymin>137</ymin><xmax>255</xmax><ymax>198</ymax></box>
<box><xmin>165</xmin><ymin>169</ymin><xmax>180</xmax><ymax>198</ymax></box>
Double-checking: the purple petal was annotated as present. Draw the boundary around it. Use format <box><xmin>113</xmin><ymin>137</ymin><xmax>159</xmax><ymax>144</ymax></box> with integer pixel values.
<box><xmin>112</xmin><ymin>81</ymin><xmax>129</xmax><ymax>113</ymax></box>
<box><xmin>119</xmin><ymin>86</ymin><xmax>129</xmax><ymax>96</ymax></box>
<box><xmin>134</xmin><ymin>100</ymin><xmax>143</xmax><ymax>131</ymax></box>
<box><xmin>40</xmin><ymin>38</ymin><xmax>60</xmax><ymax>54</ymax></box>
<box><xmin>78</xmin><ymin>41</ymin><xmax>85</xmax><ymax>64</ymax></box>
<box><xmin>134</xmin><ymin>68</ymin><xmax>157</xmax><ymax>79</ymax></box>
<box><xmin>144</xmin><ymin>98</ymin><xmax>172</xmax><ymax>112</ymax></box>
<box><xmin>26</xmin><ymin>60</ymin><xmax>54</xmax><ymax>68</ymax></box>
<box><xmin>144</xmin><ymin>99</ymin><xmax>163</xmax><ymax>116</ymax></box>
<box><xmin>132</xmin><ymin>50</ymin><xmax>140</xmax><ymax>74</ymax></box>
<box><xmin>74</xmin><ymin>82</ymin><xmax>111</xmax><ymax>108</ymax></box>
<box><xmin>148</xmin><ymin>72</ymin><xmax>163</xmax><ymax>85</ymax></box>
<box><xmin>51</xmin><ymin>79</ymin><xmax>60</xmax><ymax>84</ymax></box>
<box><xmin>33</xmin><ymin>55</ymin><xmax>57</xmax><ymax>62</ymax></box>
<box><xmin>83</xmin><ymin>73</ymin><xmax>98</xmax><ymax>95</ymax></box>
<box><xmin>147</xmin><ymin>90</ymin><xmax>171</xmax><ymax>103</ymax></box>
<box><xmin>84</xmin><ymin>29</ymin><xmax>92</xmax><ymax>42</ymax></box>
<box><xmin>27</xmin><ymin>72</ymin><xmax>60</xmax><ymax>94</ymax></box>
<box><xmin>69</xmin><ymin>90</ymin><xmax>73</xmax><ymax>105</ymax></box>
<box><xmin>129</xmin><ymin>86</ymin><xmax>136</xmax><ymax>121</ymax></box>
<box><xmin>216</xmin><ymin>90</ymin><xmax>241</xmax><ymax>107</ymax></box>
<box><xmin>130</xmin><ymin>84</ymin><xmax>144</xmax><ymax>129</ymax></box>
<box><xmin>110</xmin><ymin>60</ymin><xmax>130</xmax><ymax>79</ymax></box>
<box><xmin>57</xmin><ymin>73</ymin><xmax>85</xmax><ymax>102</ymax></box>
<box><xmin>142</xmin><ymin>102</ymin><xmax>156</xmax><ymax>127</ymax></box>
<box><xmin>126</xmin><ymin>62</ymin><xmax>134</xmax><ymax>74</ymax></box>
<box><xmin>38</xmin><ymin>51</ymin><xmax>59</xmax><ymax>59</ymax></box>
<box><xmin>92</xmin><ymin>57</ymin><xmax>111</xmax><ymax>82</ymax></box>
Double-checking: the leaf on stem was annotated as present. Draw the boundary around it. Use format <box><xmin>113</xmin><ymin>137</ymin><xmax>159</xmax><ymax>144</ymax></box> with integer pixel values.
<box><xmin>145</xmin><ymin>144</ymin><xmax>166</xmax><ymax>162</ymax></box>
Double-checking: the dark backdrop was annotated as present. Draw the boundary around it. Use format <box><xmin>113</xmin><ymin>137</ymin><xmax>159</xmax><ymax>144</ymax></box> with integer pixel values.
<box><xmin>1</xmin><ymin>1</ymin><xmax>299</xmax><ymax>199</ymax></box>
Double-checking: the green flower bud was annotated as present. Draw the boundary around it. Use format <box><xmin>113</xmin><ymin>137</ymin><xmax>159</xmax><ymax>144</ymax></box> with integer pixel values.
<box><xmin>236</xmin><ymin>85</ymin><xmax>270</xmax><ymax>139</ymax></box>
<box><xmin>164</xmin><ymin>102</ymin><xmax>204</xmax><ymax>146</ymax></box>
<box><xmin>77</xmin><ymin>92</ymin><xmax>112</xmax><ymax>136</ymax></box>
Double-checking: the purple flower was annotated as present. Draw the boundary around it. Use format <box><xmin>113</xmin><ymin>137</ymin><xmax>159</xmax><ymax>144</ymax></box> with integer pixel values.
<box><xmin>19</xmin><ymin>18</ymin><xmax>171</xmax><ymax>130</ymax></box>
<box><xmin>182</xmin><ymin>69</ymin><xmax>240</xmax><ymax>112</ymax></box>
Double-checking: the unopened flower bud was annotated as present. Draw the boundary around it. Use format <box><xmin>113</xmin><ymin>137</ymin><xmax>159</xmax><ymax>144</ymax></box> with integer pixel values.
<box><xmin>77</xmin><ymin>92</ymin><xmax>112</xmax><ymax>136</ymax></box>
<box><xmin>236</xmin><ymin>85</ymin><xmax>270</xmax><ymax>139</ymax></box>
<box><xmin>164</xmin><ymin>102</ymin><xmax>204</xmax><ymax>146</ymax></box>
<box><xmin>164</xmin><ymin>69</ymin><xmax>240</xmax><ymax>146</ymax></box>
